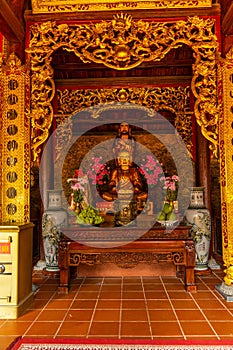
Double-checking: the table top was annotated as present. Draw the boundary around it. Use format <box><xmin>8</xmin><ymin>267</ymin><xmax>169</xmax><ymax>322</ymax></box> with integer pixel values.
<box><xmin>61</xmin><ymin>220</ymin><xmax>192</xmax><ymax>243</ymax></box>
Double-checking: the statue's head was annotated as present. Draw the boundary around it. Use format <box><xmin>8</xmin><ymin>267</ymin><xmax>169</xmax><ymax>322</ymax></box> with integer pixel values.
<box><xmin>118</xmin><ymin>150</ymin><xmax>131</xmax><ymax>167</ymax></box>
<box><xmin>119</xmin><ymin>122</ymin><xmax>130</xmax><ymax>135</ymax></box>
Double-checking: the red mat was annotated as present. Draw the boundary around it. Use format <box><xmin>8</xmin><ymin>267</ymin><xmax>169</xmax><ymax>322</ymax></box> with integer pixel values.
<box><xmin>7</xmin><ymin>337</ymin><xmax>233</xmax><ymax>350</ymax></box>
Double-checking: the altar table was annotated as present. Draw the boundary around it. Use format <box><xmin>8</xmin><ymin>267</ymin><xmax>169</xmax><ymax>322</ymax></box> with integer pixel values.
<box><xmin>58</xmin><ymin>224</ymin><xmax>196</xmax><ymax>293</ymax></box>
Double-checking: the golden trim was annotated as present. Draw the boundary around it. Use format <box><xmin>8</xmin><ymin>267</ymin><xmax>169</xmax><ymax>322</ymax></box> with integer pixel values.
<box><xmin>26</xmin><ymin>15</ymin><xmax>219</xmax><ymax>161</ymax></box>
<box><xmin>31</xmin><ymin>0</ymin><xmax>212</xmax><ymax>13</ymax></box>
<box><xmin>218</xmin><ymin>48</ymin><xmax>233</xmax><ymax>285</ymax></box>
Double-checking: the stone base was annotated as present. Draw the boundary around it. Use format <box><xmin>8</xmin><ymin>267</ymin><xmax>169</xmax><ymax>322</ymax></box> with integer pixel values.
<box><xmin>33</xmin><ymin>260</ymin><xmax>46</xmax><ymax>271</ymax></box>
<box><xmin>195</xmin><ymin>268</ymin><xmax>212</xmax><ymax>276</ymax></box>
<box><xmin>215</xmin><ymin>282</ymin><xmax>233</xmax><ymax>302</ymax></box>
<box><xmin>208</xmin><ymin>257</ymin><xmax>221</xmax><ymax>270</ymax></box>
<box><xmin>43</xmin><ymin>268</ymin><xmax>60</xmax><ymax>277</ymax></box>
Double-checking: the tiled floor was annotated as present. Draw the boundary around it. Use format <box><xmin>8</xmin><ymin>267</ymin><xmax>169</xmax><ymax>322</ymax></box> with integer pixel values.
<box><xmin>1</xmin><ymin>269</ymin><xmax>233</xmax><ymax>350</ymax></box>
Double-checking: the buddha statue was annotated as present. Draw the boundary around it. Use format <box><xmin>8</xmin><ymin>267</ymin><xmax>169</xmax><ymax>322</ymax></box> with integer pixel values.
<box><xmin>102</xmin><ymin>150</ymin><xmax>147</xmax><ymax>226</ymax></box>
<box><xmin>113</xmin><ymin>122</ymin><xmax>136</xmax><ymax>166</ymax></box>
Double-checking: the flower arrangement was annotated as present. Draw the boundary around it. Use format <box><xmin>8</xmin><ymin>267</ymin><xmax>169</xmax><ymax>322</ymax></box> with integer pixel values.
<box><xmin>67</xmin><ymin>169</ymin><xmax>88</xmax><ymax>210</ymax></box>
<box><xmin>87</xmin><ymin>157</ymin><xmax>111</xmax><ymax>188</ymax></box>
<box><xmin>138</xmin><ymin>155</ymin><xmax>164</xmax><ymax>186</ymax></box>
<box><xmin>66</xmin><ymin>167</ymin><xmax>105</xmax><ymax>226</ymax></box>
<box><xmin>157</xmin><ymin>175</ymin><xmax>180</xmax><ymax>223</ymax></box>
<box><xmin>160</xmin><ymin>175</ymin><xmax>180</xmax><ymax>201</ymax></box>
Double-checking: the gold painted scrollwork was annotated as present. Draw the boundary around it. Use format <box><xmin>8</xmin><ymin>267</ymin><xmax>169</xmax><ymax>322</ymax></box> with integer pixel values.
<box><xmin>192</xmin><ymin>40</ymin><xmax>220</xmax><ymax>157</ymax></box>
<box><xmin>30</xmin><ymin>56</ymin><xmax>55</xmax><ymax>161</ymax></box>
<box><xmin>55</xmin><ymin>86</ymin><xmax>193</xmax><ymax>162</ymax></box>
<box><xmin>27</xmin><ymin>15</ymin><xmax>219</xmax><ymax>161</ymax></box>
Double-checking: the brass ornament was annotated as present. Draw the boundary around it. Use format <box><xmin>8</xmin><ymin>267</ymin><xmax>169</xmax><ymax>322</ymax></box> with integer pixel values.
<box><xmin>31</xmin><ymin>0</ymin><xmax>212</xmax><ymax>14</ymax></box>
<box><xmin>0</xmin><ymin>53</ymin><xmax>30</xmax><ymax>223</ymax></box>
<box><xmin>218</xmin><ymin>50</ymin><xmax>233</xmax><ymax>285</ymax></box>
<box><xmin>55</xmin><ymin>86</ymin><xmax>193</xmax><ymax>162</ymax></box>
<box><xmin>26</xmin><ymin>15</ymin><xmax>219</xmax><ymax>161</ymax></box>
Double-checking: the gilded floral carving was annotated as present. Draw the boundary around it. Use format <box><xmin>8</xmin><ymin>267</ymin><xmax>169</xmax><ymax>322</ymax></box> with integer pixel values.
<box><xmin>26</xmin><ymin>15</ymin><xmax>219</xmax><ymax>161</ymax></box>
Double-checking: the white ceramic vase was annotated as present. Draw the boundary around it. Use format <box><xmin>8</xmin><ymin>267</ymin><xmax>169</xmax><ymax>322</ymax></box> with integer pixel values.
<box><xmin>42</xmin><ymin>190</ymin><xmax>68</xmax><ymax>272</ymax></box>
<box><xmin>185</xmin><ymin>186</ymin><xmax>211</xmax><ymax>271</ymax></box>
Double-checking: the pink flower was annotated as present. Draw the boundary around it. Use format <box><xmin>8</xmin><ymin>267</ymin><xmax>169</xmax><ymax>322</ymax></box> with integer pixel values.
<box><xmin>160</xmin><ymin>175</ymin><xmax>180</xmax><ymax>201</ymax></box>
<box><xmin>71</xmin><ymin>182</ymin><xmax>80</xmax><ymax>191</ymax></box>
<box><xmin>139</xmin><ymin>155</ymin><xmax>163</xmax><ymax>185</ymax></box>
<box><xmin>171</xmin><ymin>175</ymin><xmax>180</xmax><ymax>181</ymax></box>
<box><xmin>87</xmin><ymin>157</ymin><xmax>110</xmax><ymax>186</ymax></box>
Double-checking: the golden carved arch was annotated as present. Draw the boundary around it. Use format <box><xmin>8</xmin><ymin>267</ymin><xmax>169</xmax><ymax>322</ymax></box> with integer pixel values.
<box><xmin>26</xmin><ymin>14</ymin><xmax>220</xmax><ymax>162</ymax></box>
<box><xmin>55</xmin><ymin>86</ymin><xmax>192</xmax><ymax>162</ymax></box>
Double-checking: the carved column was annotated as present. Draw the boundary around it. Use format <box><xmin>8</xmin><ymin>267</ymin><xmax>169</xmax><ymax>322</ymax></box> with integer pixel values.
<box><xmin>196</xmin><ymin>124</ymin><xmax>211</xmax><ymax>210</ymax></box>
<box><xmin>0</xmin><ymin>53</ymin><xmax>30</xmax><ymax>224</ymax></box>
<box><xmin>215</xmin><ymin>48</ymin><xmax>233</xmax><ymax>301</ymax></box>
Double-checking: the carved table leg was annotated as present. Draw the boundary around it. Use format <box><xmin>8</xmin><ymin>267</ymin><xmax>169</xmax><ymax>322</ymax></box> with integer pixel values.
<box><xmin>58</xmin><ymin>240</ymin><xmax>70</xmax><ymax>294</ymax></box>
<box><xmin>185</xmin><ymin>240</ymin><xmax>197</xmax><ymax>292</ymax></box>
<box><xmin>176</xmin><ymin>265</ymin><xmax>184</xmax><ymax>279</ymax></box>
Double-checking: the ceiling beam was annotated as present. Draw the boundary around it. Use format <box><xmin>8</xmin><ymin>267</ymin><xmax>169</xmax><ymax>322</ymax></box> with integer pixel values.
<box><xmin>0</xmin><ymin>0</ymin><xmax>25</xmax><ymax>42</ymax></box>
<box><xmin>222</xmin><ymin>2</ymin><xmax>233</xmax><ymax>35</ymax></box>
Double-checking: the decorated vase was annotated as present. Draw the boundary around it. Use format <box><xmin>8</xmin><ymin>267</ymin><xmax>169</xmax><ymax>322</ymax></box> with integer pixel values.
<box><xmin>185</xmin><ymin>186</ymin><xmax>211</xmax><ymax>271</ymax></box>
<box><xmin>42</xmin><ymin>190</ymin><xmax>68</xmax><ymax>272</ymax></box>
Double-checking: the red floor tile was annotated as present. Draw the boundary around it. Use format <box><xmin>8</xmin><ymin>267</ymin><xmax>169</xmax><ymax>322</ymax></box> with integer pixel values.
<box><xmin>0</xmin><ymin>322</ymin><xmax>32</xmax><ymax>336</ymax></box>
<box><xmin>121</xmin><ymin>309</ymin><xmax>148</xmax><ymax>322</ymax></box>
<box><xmin>148</xmin><ymin>309</ymin><xmax>177</xmax><ymax>321</ymax></box>
<box><xmin>24</xmin><ymin>321</ymin><xmax>61</xmax><ymax>336</ymax></box>
<box><xmin>57</xmin><ymin>321</ymin><xmax>90</xmax><ymax>336</ymax></box>
<box><xmin>180</xmin><ymin>321</ymin><xmax>216</xmax><ymax>336</ymax></box>
<box><xmin>121</xmin><ymin>321</ymin><xmax>151</xmax><ymax>337</ymax></box>
<box><xmin>88</xmin><ymin>321</ymin><xmax>119</xmax><ymax>336</ymax></box>
<box><xmin>36</xmin><ymin>309</ymin><xmax>67</xmax><ymax>321</ymax></box>
<box><xmin>65</xmin><ymin>309</ymin><xmax>94</xmax><ymax>321</ymax></box>
<box><xmin>150</xmin><ymin>321</ymin><xmax>182</xmax><ymax>336</ymax></box>
<box><xmin>93</xmin><ymin>309</ymin><xmax>120</xmax><ymax>321</ymax></box>
<box><xmin>2</xmin><ymin>269</ymin><xmax>233</xmax><ymax>350</ymax></box>
<box><xmin>122</xmin><ymin>300</ymin><xmax>146</xmax><ymax>309</ymax></box>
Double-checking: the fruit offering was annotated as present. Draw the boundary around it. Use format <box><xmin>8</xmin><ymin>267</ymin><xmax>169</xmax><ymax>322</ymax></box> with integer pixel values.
<box><xmin>76</xmin><ymin>205</ymin><xmax>104</xmax><ymax>226</ymax></box>
<box><xmin>157</xmin><ymin>202</ymin><xmax>177</xmax><ymax>221</ymax></box>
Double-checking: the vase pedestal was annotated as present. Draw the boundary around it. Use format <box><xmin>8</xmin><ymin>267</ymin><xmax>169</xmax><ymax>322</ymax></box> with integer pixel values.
<box><xmin>42</xmin><ymin>268</ymin><xmax>60</xmax><ymax>277</ymax></box>
<box><xmin>194</xmin><ymin>268</ymin><xmax>212</xmax><ymax>276</ymax></box>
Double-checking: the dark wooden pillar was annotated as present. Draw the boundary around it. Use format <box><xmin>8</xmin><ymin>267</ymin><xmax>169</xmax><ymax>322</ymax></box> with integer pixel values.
<box><xmin>196</xmin><ymin>125</ymin><xmax>211</xmax><ymax>211</ymax></box>
<box><xmin>196</xmin><ymin>124</ymin><xmax>214</xmax><ymax>260</ymax></box>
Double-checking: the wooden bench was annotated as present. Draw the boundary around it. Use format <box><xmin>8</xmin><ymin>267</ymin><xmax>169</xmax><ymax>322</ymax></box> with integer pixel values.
<box><xmin>58</xmin><ymin>224</ymin><xmax>196</xmax><ymax>293</ymax></box>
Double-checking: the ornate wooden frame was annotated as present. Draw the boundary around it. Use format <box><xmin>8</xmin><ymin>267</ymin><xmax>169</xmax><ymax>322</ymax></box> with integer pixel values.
<box><xmin>26</xmin><ymin>14</ymin><xmax>220</xmax><ymax>161</ymax></box>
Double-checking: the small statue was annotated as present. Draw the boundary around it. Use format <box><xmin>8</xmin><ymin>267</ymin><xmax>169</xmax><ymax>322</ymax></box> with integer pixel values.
<box><xmin>113</xmin><ymin>122</ymin><xmax>136</xmax><ymax>165</ymax></box>
<box><xmin>102</xmin><ymin>150</ymin><xmax>147</xmax><ymax>226</ymax></box>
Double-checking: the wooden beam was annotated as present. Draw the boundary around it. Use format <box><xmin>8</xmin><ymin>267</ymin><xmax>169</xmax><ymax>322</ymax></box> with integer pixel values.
<box><xmin>54</xmin><ymin>75</ymin><xmax>192</xmax><ymax>88</ymax></box>
<box><xmin>24</xmin><ymin>5</ymin><xmax>221</xmax><ymax>23</ymax></box>
<box><xmin>222</xmin><ymin>2</ymin><xmax>233</xmax><ymax>35</ymax></box>
<box><xmin>0</xmin><ymin>0</ymin><xmax>25</xmax><ymax>42</ymax></box>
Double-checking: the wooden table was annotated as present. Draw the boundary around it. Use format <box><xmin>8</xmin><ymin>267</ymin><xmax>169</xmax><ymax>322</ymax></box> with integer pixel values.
<box><xmin>58</xmin><ymin>224</ymin><xmax>196</xmax><ymax>293</ymax></box>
